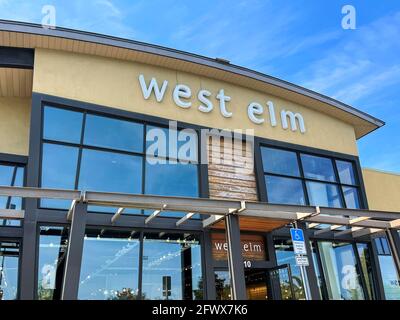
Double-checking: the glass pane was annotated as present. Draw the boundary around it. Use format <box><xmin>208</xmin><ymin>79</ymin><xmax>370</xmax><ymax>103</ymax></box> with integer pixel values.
<box><xmin>78</xmin><ymin>230</ymin><xmax>140</xmax><ymax>300</ymax></box>
<box><xmin>0</xmin><ymin>241</ymin><xmax>19</xmax><ymax>300</ymax></box>
<box><xmin>79</xmin><ymin>149</ymin><xmax>142</xmax><ymax>193</ymax></box>
<box><xmin>37</xmin><ymin>226</ymin><xmax>69</xmax><ymax>300</ymax></box>
<box><xmin>356</xmin><ymin>243</ymin><xmax>375</xmax><ymax>299</ymax></box>
<box><xmin>43</xmin><ymin>106</ymin><xmax>83</xmax><ymax>143</ymax></box>
<box><xmin>84</xmin><ymin>114</ymin><xmax>144</xmax><ymax>153</ymax></box>
<box><xmin>146</xmin><ymin>125</ymin><xmax>198</xmax><ymax>162</ymax></box>
<box><xmin>301</xmin><ymin>154</ymin><xmax>336</xmax><ymax>182</ymax></box>
<box><xmin>377</xmin><ymin>254</ymin><xmax>400</xmax><ymax>299</ymax></box>
<box><xmin>274</xmin><ymin>239</ymin><xmax>306</xmax><ymax>300</ymax></box>
<box><xmin>215</xmin><ymin>271</ymin><xmax>231</xmax><ymax>300</ymax></box>
<box><xmin>261</xmin><ymin>147</ymin><xmax>300</xmax><ymax>177</ymax></box>
<box><xmin>145</xmin><ymin>160</ymin><xmax>198</xmax><ymax>217</ymax></box>
<box><xmin>306</xmin><ymin>181</ymin><xmax>343</xmax><ymax>208</ymax></box>
<box><xmin>342</xmin><ymin>186</ymin><xmax>360</xmax><ymax>209</ymax></box>
<box><xmin>265</xmin><ymin>175</ymin><xmax>305</xmax><ymax>205</ymax></box>
<box><xmin>0</xmin><ymin>165</ymin><xmax>24</xmax><ymax>226</ymax></box>
<box><xmin>317</xmin><ymin>241</ymin><xmax>365</xmax><ymax>300</ymax></box>
<box><xmin>40</xmin><ymin>144</ymin><xmax>79</xmax><ymax>209</ymax></box>
<box><xmin>336</xmin><ymin>160</ymin><xmax>357</xmax><ymax>185</ymax></box>
<box><xmin>142</xmin><ymin>233</ymin><xmax>203</xmax><ymax>300</ymax></box>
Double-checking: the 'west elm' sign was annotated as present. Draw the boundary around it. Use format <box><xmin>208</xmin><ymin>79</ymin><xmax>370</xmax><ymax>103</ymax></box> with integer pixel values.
<box><xmin>138</xmin><ymin>74</ymin><xmax>306</xmax><ymax>133</ymax></box>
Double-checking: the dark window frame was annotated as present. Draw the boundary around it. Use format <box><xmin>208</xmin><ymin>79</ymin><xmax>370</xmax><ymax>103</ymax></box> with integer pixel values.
<box><xmin>256</xmin><ymin>139</ymin><xmax>365</xmax><ymax>209</ymax></box>
<box><xmin>39</xmin><ymin>104</ymin><xmax>202</xmax><ymax>217</ymax></box>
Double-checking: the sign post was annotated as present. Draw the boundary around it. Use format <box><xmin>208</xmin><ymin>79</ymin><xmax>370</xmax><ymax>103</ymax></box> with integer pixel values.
<box><xmin>290</xmin><ymin>228</ymin><xmax>312</xmax><ymax>300</ymax></box>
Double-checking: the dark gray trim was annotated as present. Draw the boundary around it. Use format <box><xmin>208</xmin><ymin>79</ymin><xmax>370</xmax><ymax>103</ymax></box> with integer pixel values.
<box><xmin>225</xmin><ymin>214</ymin><xmax>246</xmax><ymax>300</ymax></box>
<box><xmin>0</xmin><ymin>226</ymin><xmax>23</xmax><ymax>238</ymax></box>
<box><xmin>0</xmin><ymin>20</ymin><xmax>384</xmax><ymax>131</ymax></box>
<box><xmin>202</xmin><ymin>230</ymin><xmax>216</xmax><ymax>299</ymax></box>
<box><xmin>0</xmin><ymin>152</ymin><xmax>28</xmax><ymax>165</ymax></box>
<box><xmin>61</xmin><ymin>202</ymin><xmax>87</xmax><ymax>300</ymax></box>
<box><xmin>0</xmin><ymin>46</ymin><xmax>34</xmax><ymax>69</ymax></box>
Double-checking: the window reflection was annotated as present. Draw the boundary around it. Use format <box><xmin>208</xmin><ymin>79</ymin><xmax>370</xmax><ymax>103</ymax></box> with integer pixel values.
<box><xmin>356</xmin><ymin>243</ymin><xmax>375</xmax><ymax>299</ymax></box>
<box><xmin>374</xmin><ymin>237</ymin><xmax>400</xmax><ymax>300</ymax></box>
<box><xmin>261</xmin><ymin>147</ymin><xmax>300</xmax><ymax>177</ymax></box>
<box><xmin>265</xmin><ymin>175</ymin><xmax>305</xmax><ymax>205</ymax></box>
<box><xmin>142</xmin><ymin>233</ymin><xmax>202</xmax><ymax>300</ymax></box>
<box><xmin>78</xmin><ymin>230</ymin><xmax>140</xmax><ymax>300</ymax></box>
<box><xmin>84</xmin><ymin>114</ymin><xmax>143</xmax><ymax>153</ymax></box>
<box><xmin>0</xmin><ymin>241</ymin><xmax>19</xmax><ymax>300</ymax></box>
<box><xmin>317</xmin><ymin>242</ymin><xmax>365</xmax><ymax>300</ymax></box>
<box><xmin>0</xmin><ymin>164</ymin><xmax>24</xmax><ymax>226</ymax></box>
<box><xmin>43</xmin><ymin>106</ymin><xmax>83</xmax><ymax>143</ymax></box>
<box><xmin>306</xmin><ymin>181</ymin><xmax>343</xmax><ymax>208</ymax></box>
<box><xmin>41</xmin><ymin>143</ymin><xmax>79</xmax><ymax>209</ymax></box>
<box><xmin>215</xmin><ymin>271</ymin><xmax>231</xmax><ymax>300</ymax></box>
<box><xmin>273</xmin><ymin>239</ymin><xmax>305</xmax><ymax>300</ymax></box>
<box><xmin>301</xmin><ymin>154</ymin><xmax>336</xmax><ymax>182</ymax></box>
<box><xmin>336</xmin><ymin>160</ymin><xmax>357</xmax><ymax>185</ymax></box>
<box><xmin>37</xmin><ymin>226</ymin><xmax>69</xmax><ymax>300</ymax></box>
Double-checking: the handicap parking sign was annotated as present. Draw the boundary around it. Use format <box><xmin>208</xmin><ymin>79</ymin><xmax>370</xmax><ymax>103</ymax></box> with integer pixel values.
<box><xmin>290</xmin><ymin>228</ymin><xmax>307</xmax><ymax>255</ymax></box>
<box><xmin>290</xmin><ymin>228</ymin><xmax>304</xmax><ymax>242</ymax></box>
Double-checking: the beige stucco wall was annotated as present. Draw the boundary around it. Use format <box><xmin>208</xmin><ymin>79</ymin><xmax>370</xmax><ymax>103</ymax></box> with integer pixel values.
<box><xmin>363</xmin><ymin>168</ymin><xmax>400</xmax><ymax>212</ymax></box>
<box><xmin>33</xmin><ymin>48</ymin><xmax>359</xmax><ymax>155</ymax></box>
<box><xmin>0</xmin><ymin>97</ymin><xmax>31</xmax><ymax>156</ymax></box>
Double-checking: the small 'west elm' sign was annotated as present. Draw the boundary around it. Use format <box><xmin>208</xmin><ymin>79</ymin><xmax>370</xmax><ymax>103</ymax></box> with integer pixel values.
<box><xmin>211</xmin><ymin>233</ymin><xmax>266</xmax><ymax>261</ymax></box>
<box><xmin>138</xmin><ymin>75</ymin><xmax>306</xmax><ymax>133</ymax></box>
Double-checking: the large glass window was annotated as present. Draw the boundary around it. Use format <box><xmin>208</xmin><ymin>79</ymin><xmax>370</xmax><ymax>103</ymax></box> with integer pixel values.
<box><xmin>316</xmin><ymin>242</ymin><xmax>365</xmax><ymax>300</ymax></box>
<box><xmin>142</xmin><ymin>233</ymin><xmax>202</xmax><ymax>300</ymax></box>
<box><xmin>260</xmin><ymin>146</ymin><xmax>361</xmax><ymax>209</ymax></box>
<box><xmin>374</xmin><ymin>237</ymin><xmax>400</xmax><ymax>300</ymax></box>
<box><xmin>40</xmin><ymin>105</ymin><xmax>200</xmax><ymax>216</ymax></box>
<box><xmin>76</xmin><ymin>231</ymin><xmax>203</xmax><ymax>300</ymax></box>
<box><xmin>78</xmin><ymin>229</ymin><xmax>140</xmax><ymax>300</ymax></box>
<box><xmin>0</xmin><ymin>163</ymin><xmax>24</xmax><ymax>226</ymax></box>
<box><xmin>37</xmin><ymin>226</ymin><xmax>69</xmax><ymax>300</ymax></box>
<box><xmin>0</xmin><ymin>241</ymin><xmax>19</xmax><ymax>300</ymax></box>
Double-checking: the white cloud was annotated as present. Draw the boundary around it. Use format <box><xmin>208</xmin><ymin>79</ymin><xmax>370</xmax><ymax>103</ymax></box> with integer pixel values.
<box><xmin>295</xmin><ymin>11</ymin><xmax>400</xmax><ymax>106</ymax></box>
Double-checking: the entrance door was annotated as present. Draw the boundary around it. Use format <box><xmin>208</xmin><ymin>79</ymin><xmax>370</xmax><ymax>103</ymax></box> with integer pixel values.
<box><xmin>245</xmin><ymin>269</ymin><xmax>269</xmax><ymax>300</ymax></box>
<box><xmin>268</xmin><ymin>264</ymin><xmax>296</xmax><ymax>300</ymax></box>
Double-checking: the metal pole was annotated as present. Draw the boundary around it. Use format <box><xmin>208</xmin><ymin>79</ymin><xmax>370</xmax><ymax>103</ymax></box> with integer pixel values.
<box><xmin>225</xmin><ymin>213</ymin><xmax>247</xmax><ymax>300</ymax></box>
<box><xmin>294</xmin><ymin>221</ymin><xmax>311</xmax><ymax>300</ymax></box>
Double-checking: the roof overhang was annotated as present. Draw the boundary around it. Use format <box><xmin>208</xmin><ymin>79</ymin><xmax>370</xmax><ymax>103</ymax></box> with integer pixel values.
<box><xmin>0</xmin><ymin>19</ymin><xmax>385</xmax><ymax>138</ymax></box>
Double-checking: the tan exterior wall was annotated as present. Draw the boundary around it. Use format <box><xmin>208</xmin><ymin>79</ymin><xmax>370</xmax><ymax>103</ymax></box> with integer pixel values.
<box><xmin>33</xmin><ymin>49</ymin><xmax>359</xmax><ymax>156</ymax></box>
<box><xmin>0</xmin><ymin>97</ymin><xmax>31</xmax><ymax>156</ymax></box>
<box><xmin>363</xmin><ymin>168</ymin><xmax>400</xmax><ymax>212</ymax></box>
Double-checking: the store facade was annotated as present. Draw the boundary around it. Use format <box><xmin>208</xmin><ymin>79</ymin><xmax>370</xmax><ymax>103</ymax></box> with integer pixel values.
<box><xmin>0</xmin><ymin>20</ymin><xmax>399</xmax><ymax>301</ymax></box>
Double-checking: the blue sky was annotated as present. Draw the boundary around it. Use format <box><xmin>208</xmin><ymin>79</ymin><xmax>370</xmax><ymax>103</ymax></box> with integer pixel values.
<box><xmin>1</xmin><ymin>0</ymin><xmax>399</xmax><ymax>172</ymax></box>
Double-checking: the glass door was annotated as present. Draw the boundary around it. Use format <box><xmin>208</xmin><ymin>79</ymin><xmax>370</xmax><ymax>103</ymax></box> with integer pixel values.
<box><xmin>0</xmin><ymin>240</ymin><xmax>20</xmax><ymax>300</ymax></box>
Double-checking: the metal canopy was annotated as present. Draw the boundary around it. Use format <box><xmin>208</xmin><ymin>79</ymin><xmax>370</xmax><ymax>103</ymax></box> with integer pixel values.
<box><xmin>0</xmin><ymin>186</ymin><xmax>399</xmax><ymax>238</ymax></box>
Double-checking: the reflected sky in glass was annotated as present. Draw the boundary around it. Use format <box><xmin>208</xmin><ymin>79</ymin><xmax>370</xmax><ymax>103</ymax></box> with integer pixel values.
<box><xmin>261</xmin><ymin>147</ymin><xmax>300</xmax><ymax>177</ymax></box>
<box><xmin>265</xmin><ymin>175</ymin><xmax>305</xmax><ymax>205</ymax></box>
<box><xmin>43</xmin><ymin>106</ymin><xmax>83</xmax><ymax>143</ymax></box>
<box><xmin>301</xmin><ymin>154</ymin><xmax>336</xmax><ymax>182</ymax></box>
<box><xmin>84</xmin><ymin>114</ymin><xmax>143</xmax><ymax>153</ymax></box>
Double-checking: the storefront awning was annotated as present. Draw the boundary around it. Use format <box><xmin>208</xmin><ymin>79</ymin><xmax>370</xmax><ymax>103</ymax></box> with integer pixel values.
<box><xmin>0</xmin><ymin>185</ymin><xmax>399</xmax><ymax>239</ymax></box>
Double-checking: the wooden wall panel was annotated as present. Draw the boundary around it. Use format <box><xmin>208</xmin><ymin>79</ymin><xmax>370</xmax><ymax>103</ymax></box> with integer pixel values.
<box><xmin>207</xmin><ymin>136</ymin><xmax>258</xmax><ymax>201</ymax></box>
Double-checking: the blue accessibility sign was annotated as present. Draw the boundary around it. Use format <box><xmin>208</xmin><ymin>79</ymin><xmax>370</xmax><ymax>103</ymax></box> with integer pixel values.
<box><xmin>290</xmin><ymin>228</ymin><xmax>304</xmax><ymax>242</ymax></box>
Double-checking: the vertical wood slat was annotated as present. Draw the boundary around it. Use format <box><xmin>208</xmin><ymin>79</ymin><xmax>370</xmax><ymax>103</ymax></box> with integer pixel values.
<box><xmin>207</xmin><ymin>136</ymin><xmax>258</xmax><ymax>201</ymax></box>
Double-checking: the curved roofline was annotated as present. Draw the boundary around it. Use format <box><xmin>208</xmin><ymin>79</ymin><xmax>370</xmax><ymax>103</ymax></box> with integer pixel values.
<box><xmin>0</xmin><ymin>19</ymin><xmax>385</xmax><ymax>130</ymax></box>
